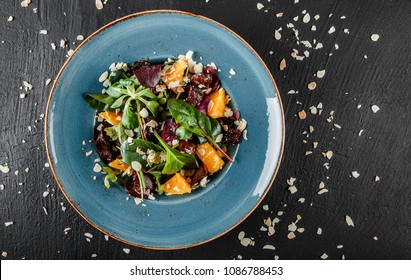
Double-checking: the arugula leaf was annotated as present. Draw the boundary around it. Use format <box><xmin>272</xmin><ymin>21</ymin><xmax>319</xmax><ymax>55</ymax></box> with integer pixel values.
<box><xmin>154</xmin><ymin>132</ymin><xmax>197</xmax><ymax>174</ymax></box>
<box><xmin>120</xmin><ymin>138</ymin><xmax>163</xmax><ymax>170</ymax></box>
<box><xmin>84</xmin><ymin>94</ymin><xmax>115</xmax><ymax>111</ymax></box>
<box><xmin>121</xmin><ymin>98</ymin><xmax>139</xmax><ymax>129</ymax></box>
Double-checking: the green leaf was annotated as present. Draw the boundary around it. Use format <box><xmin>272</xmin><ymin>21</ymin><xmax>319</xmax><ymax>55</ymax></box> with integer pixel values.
<box><xmin>176</xmin><ymin>126</ymin><xmax>193</xmax><ymax>140</ymax></box>
<box><xmin>167</xmin><ymin>99</ymin><xmax>221</xmax><ymax>139</ymax></box>
<box><xmin>149</xmin><ymin>171</ymin><xmax>164</xmax><ymax>195</ymax></box>
<box><xmin>110</xmin><ymin>95</ymin><xmax>127</xmax><ymax>109</ymax></box>
<box><xmin>145</xmin><ymin>100</ymin><xmax>160</xmax><ymax>117</ymax></box>
<box><xmin>104</xmin><ymin>125</ymin><xmax>119</xmax><ymax>141</ymax></box>
<box><xmin>106</xmin><ymin>85</ymin><xmax>128</xmax><ymax>98</ymax></box>
<box><xmin>154</xmin><ymin>132</ymin><xmax>197</xmax><ymax>174</ymax></box>
<box><xmin>136</xmin><ymin>87</ymin><xmax>157</xmax><ymax>100</ymax></box>
<box><xmin>120</xmin><ymin>138</ymin><xmax>163</xmax><ymax>170</ymax></box>
<box><xmin>121</xmin><ymin>98</ymin><xmax>139</xmax><ymax>129</ymax></box>
<box><xmin>101</xmin><ymin>166</ymin><xmax>120</xmax><ymax>188</ymax></box>
<box><xmin>84</xmin><ymin>94</ymin><xmax>115</xmax><ymax>111</ymax></box>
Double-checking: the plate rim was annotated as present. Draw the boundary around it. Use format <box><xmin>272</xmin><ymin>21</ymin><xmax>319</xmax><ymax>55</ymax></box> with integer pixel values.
<box><xmin>44</xmin><ymin>9</ymin><xmax>285</xmax><ymax>250</ymax></box>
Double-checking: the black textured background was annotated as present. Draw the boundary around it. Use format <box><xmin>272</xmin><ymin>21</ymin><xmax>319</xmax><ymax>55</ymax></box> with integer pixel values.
<box><xmin>1</xmin><ymin>0</ymin><xmax>410</xmax><ymax>260</ymax></box>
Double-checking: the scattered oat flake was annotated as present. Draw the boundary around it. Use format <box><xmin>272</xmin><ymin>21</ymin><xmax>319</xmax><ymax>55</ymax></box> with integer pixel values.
<box><xmin>308</xmin><ymin>82</ymin><xmax>317</xmax><ymax>90</ymax></box>
<box><xmin>334</xmin><ymin>123</ymin><xmax>342</xmax><ymax>129</ymax></box>
<box><xmin>345</xmin><ymin>215</ymin><xmax>354</xmax><ymax>227</ymax></box>
<box><xmin>7</xmin><ymin>16</ymin><xmax>14</xmax><ymax>22</ymax></box>
<box><xmin>279</xmin><ymin>58</ymin><xmax>286</xmax><ymax>71</ymax></box>
<box><xmin>257</xmin><ymin>3</ymin><xmax>264</xmax><ymax>10</ymax></box>
<box><xmin>371</xmin><ymin>105</ymin><xmax>380</xmax><ymax>113</ymax></box>
<box><xmin>229</xmin><ymin>68</ymin><xmax>236</xmax><ymax>75</ymax></box>
<box><xmin>318</xmin><ymin>189</ymin><xmax>328</xmax><ymax>195</ymax></box>
<box><xmin>93</xmin><ymin>163</ymin><xmax>102</xmax><ymax>173</ymax></box>
<box><xmin>302</xmin><ymin>13</ymin><xmax>310</xmax><ymax>23</ymax></box>
<box><xmin>2</xmin><ymin>252</ymin><xmax>8</xmax><ymax>257</ymax></box>
<box><xmin>91</xmin><ymin>254</ymin><xmax>97</xmax><ymax>258</ymax></box>
<box><xmin>96</xmin><ymin>0</ymin><xmax>104</xmax><ymax>10</ymax></box>
<box><xmin>77</xmin><ymin>35</ymin><xmax>84</xmax><ymax>41</ymax></box>
<box><xmin>375</xmin><ymin>176</ymin><xmax>380</xmax><ymax>182</ymax></box>
<box><xmin>288</xmin><ymin>185</ymin><xmax>298</xmax><ymax>194</ymax></box>
<box><xmin>326</xmin><ymin>150</ymin><xmax>333</xmax><ymax>159</ymax></box>
<box><xmin>274</xmin><ymin>29</ymin><xmax>281</xmax><ymax>40</ymax></box>
<box><xmin>317</xmin><ymin>228</ymin><xmax>322</xmax><ymax>235</ymax></box>
<box><xmin>328</xmin><ymin>26</ymin><xmax>336</xmax><ymax>34</ymax></box>
<box><xmin>43</xmin><ymin>207</ymin><xmax>48</xmax><ymax>215</ymax></box>
<box><xmin>373</xmin><ymin>236</ymin><xmax>378</xmax><ymax>240</ymax></box>
<box><xmin>352</xmin><ymin>171</ymin><xmax>360</xmax><ymax>178</ymax></box>
<box><xmin>276</xmin><ymin>13</ymin><xmax>283</xmax><ymax>18</ymax></box>
<box><xmin>39</xmin><ymin>30</ymin><xmax>48</xmax><ymax>35</ymax></box>
<box><xmin>321</xmin><ymin>253</ymin><xmax>328</xmax><ymax>259</ymax></box>
<box><xmin>371</xmin><ymin>34</ymin><xmax>380</xmax><ymax>41</ymax></box>
<box><xmin>84</xmin><ymin>233</ymin><xmax>93</xmax><ymax>238</ymax></box>
<box><xmin>262</xmin><ymin>205</ymin><xmax>269</xmax><ymax>211</ymax></box>
<box><xmin>5</xmin><ymin>221</ymin><xmax>14</xmax><ymax>227</ymax></box>
<box><xmin>123</xmin><ymin>248</ymin><xmax>130</xmax><ymax>254</ymax></box>
<box><xmin>45</xmin><ymin>78</ymin><xmax>52</xmax><ymax>85</ymax></box>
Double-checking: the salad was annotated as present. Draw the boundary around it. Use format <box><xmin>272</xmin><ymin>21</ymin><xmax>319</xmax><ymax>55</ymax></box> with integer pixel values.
<box><xmin>84</xmin><ymin>51</ymin><xmax>247</xmax><ymax>200</ymax></box>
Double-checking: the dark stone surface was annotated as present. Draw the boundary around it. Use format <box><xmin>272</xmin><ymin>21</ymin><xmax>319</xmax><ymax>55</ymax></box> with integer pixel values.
<box><xmin>0</xmin><ymin>0</ymin><xmax>410</xmax><ymax>260</ymax></box>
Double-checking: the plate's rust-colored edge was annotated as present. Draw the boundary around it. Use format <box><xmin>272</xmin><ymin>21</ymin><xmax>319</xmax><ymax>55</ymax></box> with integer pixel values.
<box><xmin>44</xmin><ymin>10</ymin><xmax>285</xmax><ymax>250</ymax></box>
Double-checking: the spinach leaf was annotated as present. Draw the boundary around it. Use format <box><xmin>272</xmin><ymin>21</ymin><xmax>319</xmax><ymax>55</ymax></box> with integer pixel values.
<box><xmin>84</xmin><ymin>94</ymin><xmax>115</xmax><ymax>111</ymax></box>
<box><xmin>120</xmin><ymin>138</ymin><xmax>163</xmax><ymax>170</ymax></box>
<box><xmin>176</xmin><ymin>126</ymin><xmax>193</xmax><ymax>140</ymax></box>
<box><xmin>167</xmin><ymin>99</ymin><xmax>221</xmax><ymax>139</ymax></box>
<box><xmin>154</xmin><ymin>132</ymin><xmax>197</xmax><ymax>174</ymax></box>
<box><xmin>121</xmin><ymin>98</ymin><xmax>139</xmax><ymax>129</ymax></box>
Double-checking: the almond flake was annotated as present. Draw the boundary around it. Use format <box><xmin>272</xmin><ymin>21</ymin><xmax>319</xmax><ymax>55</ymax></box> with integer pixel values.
<box><xmin>298</xmin><ymin>110</ymin><xmax>306</xmax><ymax>120</ymax></box>
<box><xmin>308</xmin><ymin>82</ymin><xmax>317</xmax><ymax>90</ymax></box>
<box><xmin>352</xmin><ymin>171</ymin><xmax>360</xmax><ymax>178</ymax></box>
<box><xmin>263</xmin><ymin>245</ymin><xmax>276</xmax><ymax>250</ymax></box>
<box><xmin>99</xmin><ymin>71</ymin><xmax>108</xmax><ymax>83</ymax></box>
<box><xmin>325</xmin><ymin>150</ymin><xmax>333</xmax><ymax>159</ymax></box>
<box><xmin>287</xmin><ymin>232</ymin><xmax>296</xmax><ymax>239</ymax></box>
<box><xmin>317</xmin><ymin>69</ymin><xmax>326</xmax><ymax>78</ymax></box>
<box><xmin>318</xmin><ymin>189</ymin><xmax>328</xmax><ymax>195</ymax></box>
<box><xmin>345</xmin><ymin>215</ymin><xmax>354</xmax><ymax>226</ymax></box>
<box><xmin>95</xmin><ymin>0</ymin><xmax>104</xmax><ymax>10</ymax></box>
<box><xmin>238</xmin><ymin>231</ymin><xmax>245</xmax><ymax>240</ymax></box>
<box><xmin>371</xmin><ymin>105</ymin><xmax>380</xmax><ymax>113</ymax></box>
<box><xmin>274</xmin><ymin>29</ymin><xmax>282</xmax><ymax>40</ymax></box>
<box><xmin>240</xmin><ymin>237</ymin><xmax>252</xmax><ymax>247</ymax></box>
<box><xmin>302</xmin><ymin>13</ymin><xmax>310</xmax><ymax>23</ymax></box>
<box><xmin>288</xmin><ymin>185</ymin><xmax>298</xmax><ymax>194</ymax></box>
<box><xmin>371</xmin><ymin>34</ymin><xmax>380</xmax><ymax>41</ymax></box>
<box><xmin>93</xmin><ymin>163</ymin><xmax>102</xmax><ymax>173</ymax></box>
<box><xmin>279</xmin><ymin>58</ymin><xmax>286</xmax><ymax>70</ymax></box>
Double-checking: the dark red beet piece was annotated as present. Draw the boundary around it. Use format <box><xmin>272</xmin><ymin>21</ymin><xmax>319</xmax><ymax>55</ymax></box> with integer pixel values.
<box><xmin>223</xmin><ymin>128</ymin><xmax>242</xmax><ymax>145</ymax></box>
<box><xmin>190</xmin><ymin>72</ymin><xmax>213</xmax><ymax>90</ymax></box>
<box><xmin>204</xmin><ymin>66</ymin><xmax>220</xmax><ymax>92</ymax></box>
<box><xmin>161</xmin><ymin>118</ymin><xmax>177</xmax><ymax>146</ymax></box>
<box><xmin>94</xmin><ymin>126</ymin><xmax>115</xmax><ymax>164</ymax></box>
<box><xmin>196</xmin><ymin>95</ymin><xmax>210</xmax><ymax>115</ymax></box>
<box><xmin>124</xmin><ymin>173</ymin><xmax>156</xmax><ymax>199</ymax></box>
<box><xmin>191</xmin><ymin>163</ymin><xmax>209</xmax><ymax>185</ymax></box>
<box><xmin>186</xmin><ymin>86</ymin><xmax>204</xmax><ymax>107</ymax></box>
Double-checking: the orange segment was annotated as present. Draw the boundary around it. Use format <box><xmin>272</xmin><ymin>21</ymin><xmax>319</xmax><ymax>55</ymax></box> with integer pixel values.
<box><xmin>108</xmin><ymin>157</ymin><xmax>129</xmax><ymax>171</ymax></box>
<box><xmin>207</xmin><ymin>88</ymin><xmax>227</xmax><ymax>119</ymax></box>
<box><xmin>99</xmin><ymin>111</ymin><xmax>122</xmax><ymax>126</ymax></box>
<box><xmin>162</xmin><ymin>173</ymin><xmax>191</xmax><ymax>194</ymax></box>
<box><xmin>162</xmin><ymin>59</ymin><xmax>188</xmax><ymax>93</ymax></box>
<box><xmin>196</xmin><ymin>143</ymin><xmax>225</xmax><ymax>174</ymax></box>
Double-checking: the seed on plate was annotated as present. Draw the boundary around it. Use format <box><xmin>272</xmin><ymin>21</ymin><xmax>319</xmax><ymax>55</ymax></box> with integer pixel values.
<box><xmin>39</xmin><ymin>30</ymin><xmax>48</xmax><ymax>35</ymax></box>
<box><xmin>77</xmin><ymin>35</ymin><xmax>84</xmax><ymax>41</ymax></box>
<box><xmin>345</xmin><ymin>215</ymin><xmax>354</xmax><ymax>227</ymax></box>
<box><xmin>298</xmin><ymin>110</ymin><xmax>306</xmax><ymax>119</ymax></box>
<box><xmin>7</xmin><ymin>16</ymin><xmax>14</xmax><ymax>22</ymax></box>
<box><xmin>0</xmin><ymin>164</ymin><xmax>10</xmax><ymax>173</ymax></box>
<box><xmin>99</xmin><ymin>71</ymin><xmax>109</xmax><ymax>83</ymax></box>
<box><xmin>334</xmin><ymin>123</ymin><xmax>342</xmax><ymax>129</ymax></box>
<box><xmin>373</xmin><ymin>236</ymin><xmax>378</xmax><ymax>240</ymax></box>
<box><xmin>318</xmin><ymin>189</ymin><xmax>328</xmax><ymax>195</ymax></box>
<box><xmin>371</xmin><ymin>34</ymin><xmax>380</xmax><ymax>41</ymax></box>
<box><xmin>375</xmin><ymin>176</ymin><xmax>380</xmax><ymax>182</ymax></box>
<box><xmin>288</xmin><ymin>186</ymin><xmax>298</xmax><ymax>194</ymax></box>
<box><xmin>2</xmin><ymin>252</ymin><xmax>7</xmax><ymax>257</ymax></box>
<box><xmin>302</xmin><ymin>13</ymin><xmax>310</xmax><ymax>23</ymax></box>
<box><xmin>317</xmin><ymin>228</ymin><xmax>322</xmax><ymax>235</ymax></box>
<box><xmin>308</xmin><ymin>82</ymin><xmax>317</xmax><ymax>90</ymax></box>
<box><xmin>5</xmin><ymin>221</ymin><xmax>14</xmax><ymax>227</ymax></box>
<box><xmin>328</xmin><ymin>26</ymin><xmax>336</xmax><ymax>34</ymax></box>
<box><xmin>229</xmin><ymin>68</ymin><xmax>236</xmax><ymax>75</ymax></box>
<box><xmin>21</xmin><ymin>0</ymin><xmax>31</xmax><ymax>8</ymax></box>
<box><xmin>337</xmin><ymin>245</ymin><xmax>344</xmax><ymax>249</ymax></box>
<box><xmin>297</xmin><ymin>227</ymin><xmax>305</xmax><ymax>233</ymax></box>
<box><xmin>240</xmin><ymin>237</ymin><xmax>251</xmax><ymax>247</ymax></box>
<box><xmin>276</xmin><ymin>13</ymin><xmax>283</xmax><ymax>18</ymax></box>
<box><xmin>279</xmin><ymin>58</ymin><xmax>286</xmax><ymax>71</ymax></box>
<box><xmin>319</xmin><ymin>182</ymin><xmax>325</xmax><ymax>189</ymax></box>
<box><xmin>320</xmin><ymin>253</ymin><xmax>328</xmax><ymax>259</ymax></box>
<box><xmin>123</xmin><ymin>248</ymin><xmax>131</xmax><ymax>254</ymax></box>
<box><xmin>84</xmin><ymin>233</ymin><xmax>93</xmax><ymax>238</ymax></box>
<box><xmin>274</xmin><ymin>28</ymin><xmax>282</xmax><ymax>40</ymax></box>
<box><xmin>325</xmin><ymin>150</ymin><xmax>333</xmax><ymax>159</ymax></box>
<box><xmin>287</xmin><ymin>232</ymin><xmax>296</xmax><ymax>239</ymax></box>
<box><xmin>257</xmin><ymin>3</ymin><xmax>264</xmax><ymax>10</ymax></box>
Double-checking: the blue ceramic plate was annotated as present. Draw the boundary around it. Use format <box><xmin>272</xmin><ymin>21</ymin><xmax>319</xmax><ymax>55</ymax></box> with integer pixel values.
<box><xmin>46</xmin><ymin>10</ymin><xmax>284</xmax><ymax>249</ymax></box>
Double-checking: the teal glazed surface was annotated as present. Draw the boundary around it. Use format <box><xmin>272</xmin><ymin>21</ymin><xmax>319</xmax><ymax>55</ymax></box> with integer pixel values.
<box><xmin>46</xmin><ymin>11</ymin><xmax>284</xmax><ymax>249</ymax></box>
